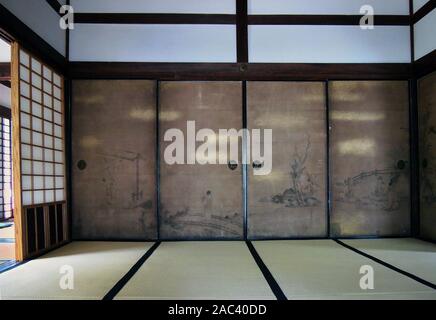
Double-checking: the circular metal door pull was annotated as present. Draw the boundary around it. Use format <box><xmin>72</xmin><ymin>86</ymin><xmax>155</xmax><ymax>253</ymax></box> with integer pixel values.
<box><xmin>252</xmin><ymin>161</ymin><xmax>264</xmax><ymax>169</ymax></box>
<box><xmin>397</xmin><ymin>160</ymin><xmax>406</xmax><ymax>170</ymax></box>
<box><xmin>228</xmin><ymin>161</ymin><xmax>238</xmax><ymax>170</ymax></box>
<box><xmin>77</xmin><ymin>160</ymin><xmax>87</xmax><ymax>170</ymax></box>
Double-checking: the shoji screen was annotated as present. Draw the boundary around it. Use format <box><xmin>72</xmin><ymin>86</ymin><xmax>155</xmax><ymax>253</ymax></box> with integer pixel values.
<box><xmin>0</xmin><ymin>107</ymin><xmax>12</xmax><ymax>221</ymax></box>
<box><xmin>14</xmin><ymin>46</ymin><xmax>68</xmax><ymax>258</ymax></box>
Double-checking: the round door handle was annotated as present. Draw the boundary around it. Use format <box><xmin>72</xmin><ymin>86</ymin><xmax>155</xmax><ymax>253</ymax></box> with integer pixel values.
<box><xmin>397</xmin><ymin>160</ymin><xmax>406</xmax><ymax>170</ymax></box>
<box><xmin>252</xmin><ymin>161</ymin><xmax>264</xmax><ymax>169</ymax></box>
<box><xmin>228</xmin><ymin>161</ymin><xmax>238</xmax><ymax>171</ymax></box>
<box><xmin>77</xmin><ymin>160</ymin><xmax>87</xmax><ymax>170</ymax></box>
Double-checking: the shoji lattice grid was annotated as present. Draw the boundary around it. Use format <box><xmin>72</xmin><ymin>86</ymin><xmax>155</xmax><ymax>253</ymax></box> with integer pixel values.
<box><xmin>0</xmin><ymin>115</ymin><xmax>13</xmax><ymax>220</ymax></box>
<box><xmin>18</xmin><ymin>49</ymin><xmax>65</xmax><ymax>206</ymax></box>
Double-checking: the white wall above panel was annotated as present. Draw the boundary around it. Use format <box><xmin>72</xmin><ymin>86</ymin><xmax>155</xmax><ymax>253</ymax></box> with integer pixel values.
<box><xmin>0</xmin><ymin>0</ymin><xmax>66</xmax><ymax>56</ymax></box>
<box><xmin>0</xmin><ymin>38</ymin><xmax>10</xmax><ymax>62</ymax></box>
<box><xmin>249</xmin><ymin>25</ymin><xmax>411</xmax><ymax>63</ymax></box>
<box><xmin>0</xmin><ymin>84</ymin><xmax>11</xmax><ymax>108</ymax></box>
<box><xmin>414</xmin><ymin>0</ymin><xmax>430</xmax><ymax>13</ymax></box>
<box><xmin>70</xmin><ymin>24</ymin><xmax>236</xmax><ymax>62</ymax></box>
<box><xmin>71</xmin><ymin>0</ymin><xmax>235</xmax><ymax>13</ymax></box>
<box><xmin>414</xmin><ymin>9</ymin><xmax>436</xmax><ymax>60</ymax></box>
<box><xmin>248</xmin><ymin>0</ymin><xmax>410</xmax><ymax>15</ymax></box>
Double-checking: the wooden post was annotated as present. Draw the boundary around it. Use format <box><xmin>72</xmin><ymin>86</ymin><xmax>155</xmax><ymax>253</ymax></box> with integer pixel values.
<box><xmin>11</xmin><ymin>42</ymin><xmax>25</xmax><ymax>261</ymax></box>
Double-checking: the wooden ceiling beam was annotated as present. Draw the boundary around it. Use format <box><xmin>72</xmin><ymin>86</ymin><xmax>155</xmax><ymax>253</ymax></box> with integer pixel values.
<box><xmin>75</xmin><ymin>13</ymin><xmax>236</xmax><ymax>24</ymax></box>
<box><xmin>68</xmin><ymin>62</ymin><xmax>413</xmax><ymax>81</ymax></box>
<box><xmin>69</xmin><ymin>13</ymin><xmax>412</xmax><ymax>26</ymax></box>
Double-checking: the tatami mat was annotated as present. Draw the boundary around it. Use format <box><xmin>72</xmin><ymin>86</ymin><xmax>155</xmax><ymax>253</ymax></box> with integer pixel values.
<box><xmin>0</xmin><ymin>241</ymin><xmax>154</xmax><ymax>300</ymax></box>
<box><xmin>253</xmin><ymin>240</ymin><xmax>436</xmax><ymax>300</ymax></box>
<box><xmin>115</xmin><ymin>242</ymin><xmax>275</xmax><ymax>300</ymax></box>
<box><xmin>343</xmin><ymin>238</ymin><xmax>436</xmax><ymax>286</ymax></box>
<box><xmin>1</xmin><ymin>239</ymin><xmax>435</xmax><ymax>300</ymax></box>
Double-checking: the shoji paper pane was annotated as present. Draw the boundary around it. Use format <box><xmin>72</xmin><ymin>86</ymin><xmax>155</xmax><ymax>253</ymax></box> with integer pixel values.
<box><xmin>32</xmin><ymin>73</ymin><xmax>42</xmax><ymax>89</ymax></box>
<box><xmin>20</xmin><ymin>97</ymin><xmax>30</xmax><ymax>113</ymax></box>
<box><xmin>18</xmin><ymin>48</ymin><xmax>66</xmax><ymax>206</ymax></box>
<box><xmin>19</xmin><ymin>50</ymin><xmax>29</xmax><ymax>67</ymax></box>
<box><xmin>0</xmin><ymin>115</ymin><xmax>13</xmax><ymax>220</ymax></box>
<box><xmin>22</xmin><ymin>191</ymin><xmax>32</xmax><ymax>206</ymax></box>
<box><xmin>248</xmin><ymin>25</ymin><xmax>410</xmax><ymax>63</ymax></box>
<box><xmin>248</xmin><ymin>0</ymin><xmax>409</xmax><ymax>15</ymax></box>
<box><xmin>70</xmin><ymin>24</ymin><xmax>236</xmax><ymax>62</ymax></box>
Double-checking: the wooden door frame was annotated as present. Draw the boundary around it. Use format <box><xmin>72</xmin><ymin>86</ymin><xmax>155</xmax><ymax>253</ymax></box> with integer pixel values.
<box><xmin>10</xmin><ymin>41</ymin><xmax>25</xmax><ymax>261</ymax></box>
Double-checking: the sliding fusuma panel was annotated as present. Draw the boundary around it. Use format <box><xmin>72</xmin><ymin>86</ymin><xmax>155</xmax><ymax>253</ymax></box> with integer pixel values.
<box><xmin>329</xmin><ymin>81</ymin><xmax>410</xmax><ymax>237</ymax></box>
<box><xmin>72</xmin><ymin>80</ymin><xmax>157</xmax><ymax>240</ymax></box>
<box><xmin>15</xmin><ymin>47</ymin><xmax>68</xmax><ymax>257</ymax></box>
<box><xmin>247</xmin><ymin>82</ymin><xmax>327</xmax><ymax>238</ymax></box>
<box><xmin>418</xmin><ymin>71</ymin><xmax>436</xmax><ymax>241</ymax></box>
<box><xmin>159</xmin><ymin>81</ymin><xmax>243</xmax><ymax>239</ymax></box>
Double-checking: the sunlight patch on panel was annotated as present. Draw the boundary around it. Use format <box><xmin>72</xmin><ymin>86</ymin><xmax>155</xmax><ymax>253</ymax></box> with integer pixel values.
<box><xmin>338</xmin><ymin>139</ymin><xmax>375</xmax><ymax>156</ymax></box>
<box><xmin>159</xmin><ymin>111</ymin><xmax>181</xmax><ymax>122</ymax></box>
<box><xmin>72</xmin><ymin>95</ymin><xmax>105</xmax><ymax>105</ymax></box>
<box><xmin>127</xmin><ymin>109</ymin><xmax>155</xmax><ymax>122</ymax></box>
<box><xmin>331</xmin><ymin>111</ymin><xmax>386</xmax><ymax>121</ymax></box>
<box><xmin>253</xmin><ymin>114</ymin><xmax>308</xmax><ymax>128</ymax></box>
<box><xmin>79</xmin><ymin>136</ymin><xmax>101</xmax><ymax>149</ymax></box>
